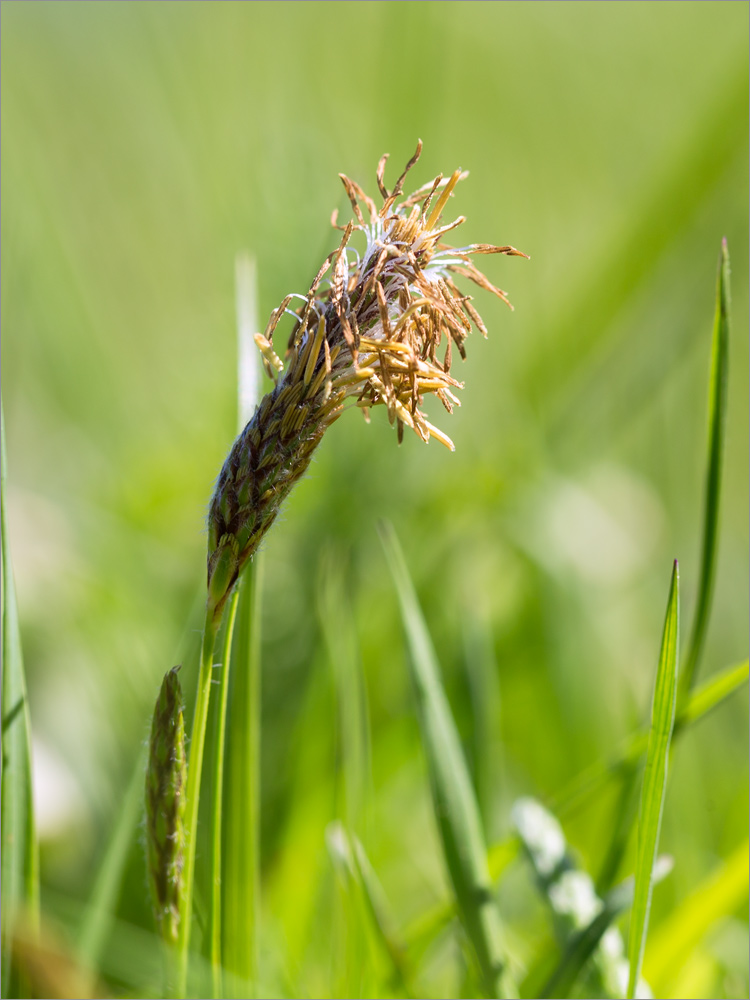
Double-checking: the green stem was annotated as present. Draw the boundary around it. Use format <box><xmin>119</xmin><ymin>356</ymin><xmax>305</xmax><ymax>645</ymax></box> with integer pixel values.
<box><xmin>176</xmin><ymin>607</ymin><xmax>220</xmax><ymax>997</ymax></box>
<box><xmin>209</xmin><ymin>590</ymin><xmax>240</xmax><ymax>999</ymax></box>
<box><xmin>223</xmin><ymin>560</ymin><xmax>263</xmax><ymax>998</ymax></box>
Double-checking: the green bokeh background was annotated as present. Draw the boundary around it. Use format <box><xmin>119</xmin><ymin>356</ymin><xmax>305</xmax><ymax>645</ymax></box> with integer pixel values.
<box><xmin>2</xmin><ymin>2</ymin><xmax>748</xmax><ymax>996</ymax></box>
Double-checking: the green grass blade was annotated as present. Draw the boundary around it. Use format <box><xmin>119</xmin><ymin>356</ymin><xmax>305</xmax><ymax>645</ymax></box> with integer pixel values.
<box><xmin>76</xmin><ymin>744</ymin><xmax>148</xmax><ymax>970</ymax></box>
<box><xmin>514</xmin><ymin>797</ymin><xmax>654</xmax><ymax>999</ymax></box>
<box><xmin>223</xmin><ymin>558</ymin><xmax>263</xmax><ymax>998</ymax></box>
<box><xmin>542</xmin><ymin>862</ymin><xmax>672</xmax><ymax>1000</ymax></box>
<box><xmin>176</xmin><ymin>610</ymin><xmax>220</xmax><ymax>996</ymax></box>
<box><xmin>319</xmin><ymin>549</ymin><xmax>371</xmax><ymax>838</ymax></box>
<box><xmin>676</xmin><ymin>658</ymin><xmax>747</xmax><ymax>730</ymax></box>
<box><xmin>679</xmin><ymin>240</ymin><xmax>731</xmax><ymax>702</ymax></box>
<box><xmin>326</xmin><ymin>821</ymin><xmax>412</xmax><ymax>995</ymax></box>
<box><xmin>644</xmin><ymin>837</ymin><xmax>749</xmax><ymax>995</ymax></box>
<box><xmin>1</xmin><ymin>405</ymin><xmax>40</xmax><ymax>995</ymax></box>
<box><xmin>463</xmin><ymin>614</ymin><xmax>503</xmax><ymax>837</ymax></box>
<box><xmin>211</xmin><ymin>254</ymin><xmax>260</xmax><ymax>997</ymax></box>
<box><xmin>379</xmin><ymin>520</ymin><xmax>518</xmax><ymax>999</ymax></box>
<box><xmin>627</xmin><ymin>560</ymin><xmax>680</xmax><ymax>998</ymax></box>
<box><xmin>553</xmin><ymin>656</ymin><xmax>747</xmax><ymax>822</ymax></box>
<box><xmin>209</xmin><ymin>589</ymin><xmax>240</xmax><ymax>999</ymax></box>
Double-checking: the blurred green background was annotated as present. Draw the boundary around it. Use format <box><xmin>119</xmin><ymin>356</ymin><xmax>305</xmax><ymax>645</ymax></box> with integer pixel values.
<box><xmin>2</xmin><ymin>2</ymin><xmax>748</xmax><ymax>997</ymax></box>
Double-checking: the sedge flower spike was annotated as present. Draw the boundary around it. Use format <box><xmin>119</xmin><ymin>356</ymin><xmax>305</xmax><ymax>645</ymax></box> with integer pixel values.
<box><xmin>207</xmin><ymin>141</ymin><xmax>527</xmax><ymax>620</ymax></box>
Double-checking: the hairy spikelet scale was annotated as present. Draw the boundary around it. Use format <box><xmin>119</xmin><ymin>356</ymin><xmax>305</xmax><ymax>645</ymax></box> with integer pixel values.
<box><xmin>207</xmin><ymin>142</ymin><xmax>527</xmax><ymax>620</ymax></box>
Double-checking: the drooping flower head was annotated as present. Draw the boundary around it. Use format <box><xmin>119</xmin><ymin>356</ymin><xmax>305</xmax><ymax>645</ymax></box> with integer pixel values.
<box><xmin>207</xmin><ymin>142</ymin><xmax>527</xmax><ymax>620</ymax></box>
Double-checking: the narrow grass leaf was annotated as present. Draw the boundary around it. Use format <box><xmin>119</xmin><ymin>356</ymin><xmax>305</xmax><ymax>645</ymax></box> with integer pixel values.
<box><xmin>627</xmin><ymin>560</ymin><xmax>680</xmax><ymax>999</ymax></box>
<box><xmin>326</xmin><ymin>820</ymin><xmax>412</xmax><ymax>995</ymax></box>
<box><xmin>380</xmin><ymin>521</ymin><xmax>518</xmax><ymax>999</ymax></box>
<box><xmin>463</xmin><ymin>614</ymin><xmax>503</xmax><ymax>836</ymax></box>
<box><xmin>679</xmin><ymin>240</ymin><xmax>731</xmax><ymax>702</ymax></box>
<box><xmin>208</xmin><ymin>589</ymin><xmax>240</xmax><ymax>999</ymax></box>
<box><xmin>675</xmin><ymin>658</ymin><xmax>747</xmax><ymax>731</ymax></box>
<box><xmin>76</xmin><ymin>746</ymin><xmax>148</xmax><ymax>971</ymax></box>
<box><xmin>643</xmin><ymin>837</ymin><xmax>749</xmax><ymax>995</ymax></box>
<box><xmin>319</xmin><ymin>549</ymin><xmax>372</xmax><ymax>839</ymax></box>
<box><xmin>553</xmin><ymin>655</ymin><xmax>746</xmax><ymax>822</ymax></box>
<box><xmin>1</xmin><ymin>405</ymin><xmax>39</xmax><ymax>996</ymax></box>
<box><xmin>176</xmin><ymin>610</ymin><xmax>220</xmax><ymax>995</ymax></box>
<box><xmin>542</xmin><ymin>860</ymin><xmax>672</xmax><ymax>1000</ymax></box>
<box><xmin>206</xmin><ymin>250</ymin><xmax>263</xmax><ymax>998</ymax></box>
<box><xmin>513</xmin><ymin>797</ymin><xmax>646</xmax><ymax>999</ymax></box>
<box><xmin>594</xmin><ymin>763</ymin><xmax>640</xmax><ymax>895</ymax></box>
<box><xmin>223</xmin><ymin>558</ymin><xmax>264</xmax><ymax>998</ymax></box>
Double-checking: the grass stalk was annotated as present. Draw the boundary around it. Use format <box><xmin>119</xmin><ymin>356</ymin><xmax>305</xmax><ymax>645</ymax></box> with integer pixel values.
<box><xmin>627</xmin><ymin>560</ymin><xmax>680</xmax><ymax>998</ymax></box>
<box><xmin>1</xmin><ymin>405</ymin><xmax>40</xmax><ymax>997</ymax></box>
<box><xmin>678</xmin><ymin>240</ymin><xmax>731</xmax><ymax>702</ymax></box>
<box><xmin>176</xmin><ymin>608</ymin><xmax>220</xmax><ymax>996</ymax></box>
<box><xmin>380</xmin><ymin>520</ymin><xmax>518</xmax><ymax>1000</ymax></box>
<box><xmin>77</xmin><ymin>745</ymin><xmax>148</xmax><ymax>972</ymax></box>
<box><xmin>209</xmin><ymin>589</ymin><xmax>240</xmax><ymax>999</ymax></box>
<box><xmin>222</xmin><ymin>559</ymin><xmax>263</xmax><ymax>997</ymax></box>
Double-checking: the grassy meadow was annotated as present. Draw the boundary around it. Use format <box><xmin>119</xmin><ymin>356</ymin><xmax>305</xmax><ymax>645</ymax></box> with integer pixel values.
<box><xmin>1</xmin><ymin>2</ymin><xmax>748</xmax><ymax>998</ymax></box>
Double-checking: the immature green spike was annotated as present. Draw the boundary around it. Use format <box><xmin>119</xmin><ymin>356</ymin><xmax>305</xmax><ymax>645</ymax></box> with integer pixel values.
<box><xmin>145</xmin><ymin>666</ymin><xmax>187</xmax><ymax>945</ymax></box>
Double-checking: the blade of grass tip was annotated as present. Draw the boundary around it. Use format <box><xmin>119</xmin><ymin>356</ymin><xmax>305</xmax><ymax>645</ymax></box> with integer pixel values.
<box><xmin>643</xmin><ymin>837</ymin><xmax>749</xmax><ymax>995</ymax></box>
<box><xmin>209</xmin><ymin>589</ymin><xmax>240</xmax><ymax>999</ymax></box>
<box><xmin>627</xmin><ymin>560</ymin><xmax>680</xmax><ymax>999</ymax></box>
<box><xmin>1</xmin><ymin>404</ymin><xmax>40</xmax><ymax>997</ymax></box>
<box><xmin>176</xmin><ymin>608</ymin><xmax>221</xmax><ymax>996</ymax></box>
<box><xmin>679</xmin><ymin>240</ymin><xmax>730</xmax><ymax>704</ymax></box>
<box><xmin>326</xmin><ymin>821</ymin><xmax>371</xmax><ymax>998</ymax></box>
<box><xmin>326</xmin><ymin>821</ymin><xmax>412</xmax><ymax>996</ymax></box>
<box><xmin>379</xmin><ymin>520</ymin><xmax>518</xmax><ymax>1000</ymax></box>
<box><xmin>221</xmin><ymin>253</ymin><xmax>263</xmax><ymax>999</ymax></box>
<box><xmin>351</xmin><ymin>829</ymin><xmax>413</xmax><ymax>994</ymax></box>
<box><xmin>223</xmin><ymin>558</ymin><xmax>264</xmax><ymax>998</ymax></box>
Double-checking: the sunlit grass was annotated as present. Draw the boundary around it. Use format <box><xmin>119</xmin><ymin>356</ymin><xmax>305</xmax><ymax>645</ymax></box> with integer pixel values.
<box><xmin>1</xmin><ymin>3</ymin><xmax>747</xmax><ymax>998</ymax></box>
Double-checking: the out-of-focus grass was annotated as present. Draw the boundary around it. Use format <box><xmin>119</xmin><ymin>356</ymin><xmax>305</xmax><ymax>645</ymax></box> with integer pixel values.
<box><xmin>1</xmin><ymin>2</ymin><xmax>747</xmax><ymax>998</ymax></box>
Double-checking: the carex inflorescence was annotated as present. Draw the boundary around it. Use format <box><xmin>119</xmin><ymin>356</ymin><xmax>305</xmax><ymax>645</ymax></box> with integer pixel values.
<box><xmin>207</xmin><ymin>141</ymin><xmax>527</xmax><ymax>621</ymax></box>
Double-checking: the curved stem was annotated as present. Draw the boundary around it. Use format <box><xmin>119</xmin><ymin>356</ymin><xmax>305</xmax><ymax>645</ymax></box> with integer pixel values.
<box><xmin>176</xmin><ymin>607</ymin><xmax>220</xmax><ymax>997</ymax></box>
<box><xmin>209</xmin><ymin>589</ymin><xmax>240</xmax><ymax>999</ymax></box>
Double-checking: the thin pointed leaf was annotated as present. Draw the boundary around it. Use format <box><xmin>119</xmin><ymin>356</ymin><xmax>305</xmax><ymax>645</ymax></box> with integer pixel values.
<box><xmin>208</xmin><ymin>251</ymin><xmax>263</xmax><ymax>998</ymax></box>
<box><xmin>76</xmin><ymin>746</ymin><xmax>148</xmax><ymax>971</ymax></box>
<box><xmin>380</xmin><ymin>521</ymin><xmax>518</xmax><ymax>1000</ymax></box>
<box><xmin>543</xmin><ymin>862</ymin><xmax>672</xmax><ymax>1000</ymax></box>
<box><xmin>552</xmin><ymin>656</ymin><xmax>746</xmax><ymax>821</ymax></box>
<box><xmin>514</xmin><ymin>797</ymin><xmax>655</xmax><ymax>999</ymax></box>
<box><xmin>319</xmin><ymin>550</ymin><xmax>372</xmax><ymax>838</ymax></box>
<box><xmin>676</xmin><ymin>658</ymin><xmax>747</xmax><ymax>731</ymax></box>
<box><xmin>679</xmin><ymin>240</ymin><xmax>730</xmax><ymax>701</ymax></box>
<box><xmin>1</xmin><ymin>406</ymin><xmax>39</xmax><ymax>995</ymax></box>
<box><xmin>209</xmin><ymin>590</ymin><xmax>240</xmax><ymax>999</ymax></box>
<box><xmin>627</xmin><ymin>560</ymin><xmax>680</xmax><ymax>998</ymax></box>
<box><xmin>644</xmin><ymin>838</ymin><xmax>749</xmax><ymax>995</ymax></box>
<box><xmin>77</xmin><ymin>586</ymin><xmax>204</xmax><ymax>977</ymax></box>
<box><xmin>223</xmin><ymin>558</ymin><xmax>263</xmax><ymax>998</ymax></box>
<box><xmin>326</xmin><ymin>821</ymin><xmax>412</xmax><ymax>995</ymax></box>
